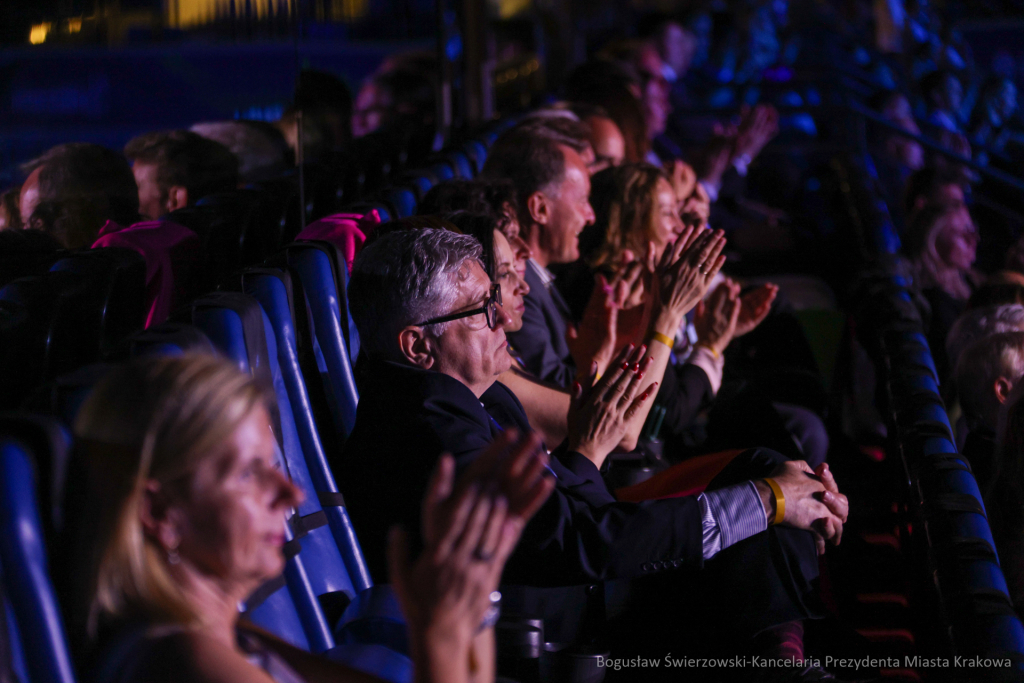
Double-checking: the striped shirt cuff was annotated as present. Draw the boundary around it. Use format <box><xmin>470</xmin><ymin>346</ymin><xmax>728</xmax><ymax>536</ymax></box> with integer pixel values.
<box><xmin>698</xmin><ymin>481</ymin><xmax>768</xmax><ymax>560</ymax></box>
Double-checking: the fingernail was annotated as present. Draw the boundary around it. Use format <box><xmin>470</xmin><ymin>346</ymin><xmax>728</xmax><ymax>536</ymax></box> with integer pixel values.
<box><xmin>823</xmin><ymin>491</ymin><xmax>833</xmax><ymax>502</ymax></box>
<box><xmin>637</xmin><ymin>371</ymin><xmax>644</xmax><ymax>380</ymax></box>
<box><xmin>573</xmin><ymin>381</ymin><xmax>581</xmax><ymax>394</ymax></box>
<box><xmin>632</xmin><ymin>363</ymin><xmax>640</xmax><ymax>372</ymax></box>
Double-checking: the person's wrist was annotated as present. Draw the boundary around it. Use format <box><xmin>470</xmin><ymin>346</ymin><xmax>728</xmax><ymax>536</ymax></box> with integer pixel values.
<box><xmin>754</xmin><ymin>479</ymin><xmax>776</xmax><ymax>525</ymax></box>
<box><xmin>651</xmin><ymin>309</ymin><xmax>683</xmax><ymax>339</ymax></box>
<box><xmin>695</xmin><ymin>338</ymin><xmax>723</xmax><ymax>358</ymax></box>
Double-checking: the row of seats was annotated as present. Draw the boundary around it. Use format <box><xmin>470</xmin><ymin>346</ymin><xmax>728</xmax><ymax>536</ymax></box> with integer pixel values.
<box><xmin>0</xmin><ymin>114</ymin><xmax>518</xmax><ymax>683</ymax></box>
<box><xmin>848</xmin><ymin>154</ymin><xmax>1024</xmax><ymax>676</ymax></box>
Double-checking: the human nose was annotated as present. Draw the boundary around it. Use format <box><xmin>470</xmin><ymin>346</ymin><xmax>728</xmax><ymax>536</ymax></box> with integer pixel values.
<box><xmin>513</xmin><ymin>235</ymin><xmax>532</xmax><ymax>262</ymax></box>
<box><xmin>270</xmin><ymin>467</ymin><xmax>303</xmax><ymax>509</ymax></box>
<box><xmin>494</xmin><ymin>302</ymin><xmax>513</xmax><ymax>329</ymax></box>
<box><xmin>513</xmin><ymin>270</ymin><xmax>529</xmax><ymax>296</ymax></box>
<box><xmin>584</xmin><ymin>201</ymin><xmax>596</xmax><ymax>225</ymax></box>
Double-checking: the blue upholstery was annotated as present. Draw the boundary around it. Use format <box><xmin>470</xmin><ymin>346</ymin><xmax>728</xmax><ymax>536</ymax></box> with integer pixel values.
<box><xmin>446</xmin><ymin>151</ymin><xmax>475</xmax><ymax>179</ymax></box>
<box><xmin>192</xmin><ymin>293</ymin><xmax>338</xmax><ymax>653</ymax></box>
<box><xmin>407</xmin><ymin>173</ymin><xmax>434</xmax><ymax>198</ymax></box>
<box><xmin>241</xmin><ymin>269</ymin><xmax>372</xmax><ymax>593</ymax></box>
<box><xmin>0</xmin><ymin>418</ymin><xmax>76</xmax><ymax>683</ymax></box>
<box><xmin>282</xmin><ymin>245</ymin><xmax>360</xmax><ymax>439</ymax></box>
<box><xmin>463</xmin><ymin>140</ymin><xmax>488</xmax><ymax>173</ymax></box>
<box><xmin>128</xmin><ymin>323</ymin><xmax>215</xmax><ymax>358</ymax></box>
<box><xmin>326</xmin><ymin>643</ymin><xmax>412</xmax><ymax>683</ymax></box>
<box><xmin>387</xmin><ymin>187</ymin><xmax>418</xmax><ymax>218</ymax></box>
<box><xmin>335</xmin><ymin>585</ymin><xmax>408</xmax><ymax>655</ymax></box>
<box><xmin>429</xmin><ymin>162</ymin><xmax>455</xmax><ymax>182</ymax></box>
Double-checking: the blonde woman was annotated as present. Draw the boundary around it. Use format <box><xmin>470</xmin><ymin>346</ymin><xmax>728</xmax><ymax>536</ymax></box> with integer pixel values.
<box><xmin>904</xmin><ymin>204</ymin><xmax>981</xmax><ymax>381</ymax></box>
<box><xmin>71</xmin><ymin>354</ymin><xmax>552</xmax><ymax>683</ymax></box>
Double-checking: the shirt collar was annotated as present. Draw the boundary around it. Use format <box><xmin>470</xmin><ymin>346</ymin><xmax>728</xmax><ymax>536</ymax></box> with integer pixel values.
<box><xmin>527</xmin><ymin>258</ymin><xmax>556</xmax><ymax>288</ymax></box>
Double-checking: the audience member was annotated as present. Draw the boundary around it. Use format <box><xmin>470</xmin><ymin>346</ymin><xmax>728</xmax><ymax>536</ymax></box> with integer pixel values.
<box><xmin>569</xmin><ymin>103</ymin><xmax>627</xmax><ymax>172</ymax></box>
<box><xmin>20</xmin><ymin>143</ymin><xmax>140</xmax><ymax>248</ymax></box>
<box><xmin>72</xmin><ymin>353</ymin><xmax>552</xmax><ymax>683</ymax></box>
<box><xmin>904</xmin><ymin>204</ymin><xmax>980</xmax><ymax>381</ymax></box>
<box><xmin>481</xmin><ymin>130</ymin><xmax>598</xmax><ymax>386</ymax></box>
<box><xmin>190</xmin><ymin>120</ymin><xmax>292</xmax><ymax>184</ymax></box>
<box><xmin>986</xmin><ymin>380</ymin><xmax>1024</xmax><ymax>617</ymax></box>
<box><xmin>956</xmin><ymin>331</ymin><xmax>1024</xmax><ymax>487</ymax></box>
<box><xmin>340</xmin><ymin>227</ymin><xmax>848</xmax><ymax>671</ymax></box>
<box><xmin>0</xmin><ymin>188</ymin><xmax>21</xmax><ymax>231</ymax></box>
<box><xmin>921</xmin><ymin>69</ymin><xmax>965</xmax><ymax>134</ymax></box>
<box><xmin>565</xmin><ymin>60</ymin><xmax>650</xmax><ymax>164</ymax></box>
<box><xmin>124</xmin><ymin>130</ymin><xmax>239</xmax><ymax>222</ymax></box>
<box><xmin>21</xmin><ymin>142</ymin><xmax>199</xmax><ymax>326</ymax></box>
<box><xmin>946</xmin><ymin>303</ymin><xmax>1024</xmax><ymax>377</ymax></box>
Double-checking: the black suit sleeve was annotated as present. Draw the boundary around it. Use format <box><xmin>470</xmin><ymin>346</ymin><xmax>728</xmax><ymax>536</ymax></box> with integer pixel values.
<box><xmin>507</xmin><ymin>282</ymin><xmax>576</xmax><ymax>388</ymax></box>
<box><xmin>655</xmin><ymin>361</ymin><xmax>714</xmax><ymax>439</ymax></box>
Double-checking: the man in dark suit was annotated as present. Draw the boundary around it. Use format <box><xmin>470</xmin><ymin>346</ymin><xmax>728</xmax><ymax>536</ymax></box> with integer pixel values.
<box><xmin>482</xmin><ymin>129</ymin><xmax>594</xmax><ymax>386</ymax></box>
<box><xmin>339</xmin><ymin>227</ymin><xmax>850</xmax><ymax>659</ymax></box>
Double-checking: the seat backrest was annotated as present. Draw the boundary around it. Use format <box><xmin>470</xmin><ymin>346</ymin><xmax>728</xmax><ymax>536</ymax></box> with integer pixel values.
<box><xmin>191</xmin><ymin>292</ymin><xmax>350</xmax><ymax>652</ymax></box>
<box><xmin>386</xmin><ymin>187</ymin><xmax>417</xmax><ymax>219</ymax></box>
<box><xmin>48</xmin><ymin>248</ymin><xmax>147</xmax><ymax>367</ymax></box>
<box><xmin>0</xmin><ymin>415</ymin><xmax>76</xmax><ymax>683</ymax></box>
<box><xmin>445</xmin><ymin>151</ymin><xmax>475</xmax><ymax>179</ymax></box>
<box><xmin>280</xmin><ymin>244</ymin><xmax>360</xmax><ymax>440</ymax></box>
<box><xmin>0</xmin><ymin>249</ymin><xmax>145</xmax><ymax>410</ymax></box>
<box><xmin>128</xmin><ymin>322</ymin><xmax>216</xmax><ymax>358</ymax></box>
<box><xmin>237</xmin><ymin>268</ymin><xmax>372</xmax><ymax>594</ymax></box>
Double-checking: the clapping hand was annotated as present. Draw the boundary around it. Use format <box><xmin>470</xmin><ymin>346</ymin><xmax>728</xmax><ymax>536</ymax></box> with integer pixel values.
<box><xmin>567</xmin><ymin>344</ymin><xmax>657</xmax><ymax>469</ymax></box>
<box><xmin>733</xmin><ymin>283</ymin><xmax>778</xmax><ymax>338</ymax></box>
<box><xmin>761</xmin><ymin>461</ymin><xmax>849</xmax><ymax>556</ymax></box>
<box><xmin>734</xmin><ymin>104</ymin><xmax>780</xmax><ymax>162</ymax></box>
<box><xmin>693</xmin><ymin>280</ymin><xmax>741</xmax><ymax>356</ymax></box>
<box><xmin>389</xmin><ymin>431</ymin><xmax>554</xmax><ymax>650</ymax></box>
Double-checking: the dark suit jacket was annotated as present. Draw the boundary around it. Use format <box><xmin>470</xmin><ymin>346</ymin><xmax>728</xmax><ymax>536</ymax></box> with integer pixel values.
<box><xmin>336</xmin><ymin>359</ymin><xmax>704</xmax><ymax>587</ymax></box>
<box><xmin>507</xmin><ymin>264</ymin><xmax>576</xmax><ymax>388</ymax></box>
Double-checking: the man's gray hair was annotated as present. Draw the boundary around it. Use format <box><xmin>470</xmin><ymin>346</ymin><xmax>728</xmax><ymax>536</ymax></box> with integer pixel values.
<box><xmin>946</xmin><ymin>304</ymin><xmax>1024</xmax><ymax>370</ymax></box>
<box><xmin>349</xmin><ymin>228</ymin><xmax>483</xmax><ymax>359</ymax></box>
<box><xmin>955</xmin><ymin>331</ymin><xmax>1024</xmax><ymax>426</ymax></box>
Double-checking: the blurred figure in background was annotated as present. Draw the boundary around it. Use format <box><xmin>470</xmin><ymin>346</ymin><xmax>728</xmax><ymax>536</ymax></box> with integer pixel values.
<box><xmin>191</xmin><ymin>120</ymin><xmax>292</xmax><ymax>185</ymax></box>
<box><xmin>20</xmin><ymin>143</ymin><xmax>140</xmax><ymax>248</ymax></box>
<box><xmin>277</xmin><ymin>69</ymin><xmax>353</xmax><ymax>164</ymax></box>
<box><xmin>124</xmin><ymin>130</ymin><xmax>239</xmax><ymax>222</ymax></box>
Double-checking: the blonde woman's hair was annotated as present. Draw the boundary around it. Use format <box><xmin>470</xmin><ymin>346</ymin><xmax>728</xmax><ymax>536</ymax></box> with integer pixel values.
<box><xmin>72</xmin><ymin>353</ymin><xmax>270</xmax><ymax>641</ymax></box>
<box><xmin>905</xmin><ymin>204</ymin><xmax>975</xmax><ymax>300</ymax></box>
<box><xmin>589</xmin><ymin>163</ymin><xmax>667</xmax><ymax>270</ymax></box>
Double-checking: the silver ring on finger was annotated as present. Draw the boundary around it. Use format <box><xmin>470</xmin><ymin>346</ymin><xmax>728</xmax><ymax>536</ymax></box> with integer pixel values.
<box><xmin>473</xmin><ymin>548</ymin><xmax>496</xmax><ymax>562</ymax></box>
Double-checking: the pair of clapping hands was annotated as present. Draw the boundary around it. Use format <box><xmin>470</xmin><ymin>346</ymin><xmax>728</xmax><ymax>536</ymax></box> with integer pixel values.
<box><xmin>566</xmin><ymin>225</ymin><xmax>731</xmax><ymax>376</ymax></box>
<box><xmin>388</xmin><ymin>431</ymin><xmax>555</xmax><ymax>683</ymax></box>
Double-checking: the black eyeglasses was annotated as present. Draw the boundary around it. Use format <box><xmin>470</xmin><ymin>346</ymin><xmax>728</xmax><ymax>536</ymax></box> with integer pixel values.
<box><xmin>415</xmin><ymin>283</ymin><xmax>503</xmax><ymax>330</ymax></box>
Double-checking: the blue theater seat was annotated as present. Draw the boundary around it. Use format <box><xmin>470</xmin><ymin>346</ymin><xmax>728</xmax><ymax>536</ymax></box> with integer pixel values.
<box><xmin>463</xmin><ymin>140</ymin><xmax>488</xmax><ymax>173</ymax></box>
<box><xmin>279</xmin><ymin>243</ymin><xmax>360</xmax><ymax>439</ymax></box>
<box><xmin>445</xmin><ymin>151</ymin><xmax>475</xmax><ymax>179</ymax></box>
<box><xmin>429</xmin><ymin>162</ymin><xmax>455</xmax><ymax>182</ymax></box>
<box><xmin>0</xmin><ymin>248</ymin><xmax>146</xmax><ymax>411</ymax></box>
<box><xmin>192</xmin><ymin>293</ymin><xmax>347</xmax><ymax>649</ymax></box>
<box><xmin>190</xmin><ymin>292</ymin><xmax>410</xmax><ymax>680</ymax></box>
<box><xmin>387</xmin><ymin>186</ymin><xmax>418</xmax><ymax>218</ymax></box>
<box><xmin>237</xmin><ymin>268</ymin><xmax>372</xmax><ymax>593</ymax></box>
<box><xmin>0</xmin><ymin>415</ymin><xmax>77</xmax><ymax>683</ymax></box>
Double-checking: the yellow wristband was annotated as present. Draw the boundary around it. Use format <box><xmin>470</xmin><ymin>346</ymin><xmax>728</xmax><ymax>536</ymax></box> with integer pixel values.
<box><xmin>649</xmin><ymin>331</ymin><xmax>675</xmax><ymax>349</ymax></box>
<box><xmin>763</xmin><ymin>477</ymin><xmax>785</xmax><ymax>526</ymax></box>
<box><xmin>695</xmin><ymin>342</ymin><xmax>720</xmax><ymax>359</ymax></box>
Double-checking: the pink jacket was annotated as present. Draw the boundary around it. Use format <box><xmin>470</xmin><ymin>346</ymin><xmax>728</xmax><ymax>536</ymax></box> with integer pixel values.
<box><xmin>92</xmin><ymin>219</ymin><xmax>200</xmax><ymax>328</ymax></box>
<box><xmin>295</xmin><ymin>210</ymin><xmax>381</xmax><ymax>273</ymax></box>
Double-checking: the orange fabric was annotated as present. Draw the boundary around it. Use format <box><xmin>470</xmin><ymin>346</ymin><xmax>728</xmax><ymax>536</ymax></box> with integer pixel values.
<box><xmin>615</xmin><ymin>449</ymin><xmax>746</xmax><ymax>502</ymax></box>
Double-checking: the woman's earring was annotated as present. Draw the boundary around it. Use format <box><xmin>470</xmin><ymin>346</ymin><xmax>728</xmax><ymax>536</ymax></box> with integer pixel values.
<box><xmin>167</xmin><ymin>546</ymin><xmax>181</xmax><ymax>565</ymax></box>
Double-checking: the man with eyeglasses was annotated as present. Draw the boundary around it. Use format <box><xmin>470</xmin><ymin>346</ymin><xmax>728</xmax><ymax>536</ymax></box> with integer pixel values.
<box><xmin>338</xmin><ymin>227</ymin><xmax>849</xmax><ymax>673</ymax></box>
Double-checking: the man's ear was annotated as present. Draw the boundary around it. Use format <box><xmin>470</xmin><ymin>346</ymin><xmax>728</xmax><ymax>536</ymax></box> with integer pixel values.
<box><xmin>139</xmin><ymin>480</ymin><xmax>181</xmax><ymax>554</ymax></box>
<box><xmin>398</xmin><ymin>326</ymin><xmax>436</xmax><ymax>370</ymax></box>
<box><xmin>995</xmin><ymin>376</ymin><xmax>1015</xmax><ymax>404</ymax></box>
<box><xmin>165</xmin><ymin>186</ymin><xmax>189</xmax><ymax>214</ymax></box>
<box><xmin>526</xmin><ymin>191</ymin><xmax>550</xmax><ymax>227</ymax></box>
